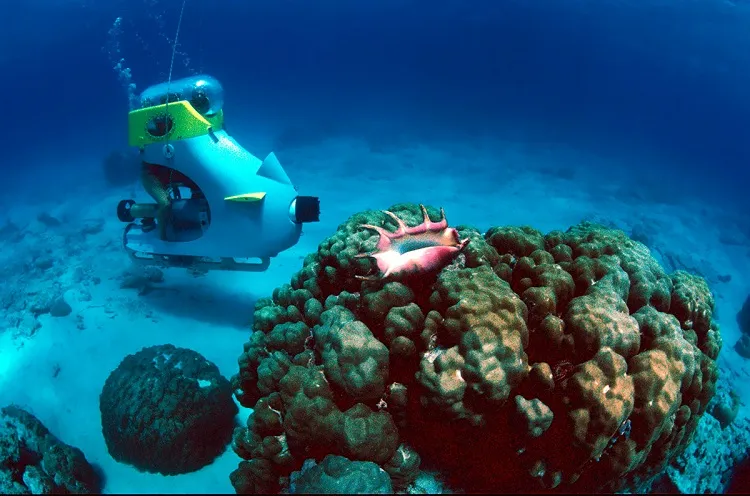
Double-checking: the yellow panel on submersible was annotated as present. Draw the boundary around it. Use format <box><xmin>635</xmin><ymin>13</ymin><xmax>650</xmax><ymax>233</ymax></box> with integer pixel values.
<box><xmin>127</xmin><ymin>101</ymin><xmax>225</xmax><ymax>147</ymax></box>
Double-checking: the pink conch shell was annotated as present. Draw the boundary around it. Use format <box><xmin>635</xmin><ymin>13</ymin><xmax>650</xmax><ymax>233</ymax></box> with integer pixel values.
<box><xmin>356</xmin><ymin>204</ymin><xmax>470</xmax><ymax>280</ymax></box>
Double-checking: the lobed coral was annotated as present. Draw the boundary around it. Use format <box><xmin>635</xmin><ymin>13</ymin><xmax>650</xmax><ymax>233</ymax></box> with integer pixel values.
<box><xmin>646</xmin><ymin>374</ymin><xmax>749</xmax><ymax>494</ymax></box>
<box><xmin>230</xmin><ymin>203</ymin><xmax>722</xmax><ymax>493</ymax></box>
<box><xmin>289</xmin><ymin>454</ymin><xmax>393</xmax><ymax>493</ymax></box>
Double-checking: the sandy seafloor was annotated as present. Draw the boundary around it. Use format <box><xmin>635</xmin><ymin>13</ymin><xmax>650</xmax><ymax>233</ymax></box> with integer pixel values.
<box><xmin>1</xmin><ymin>136</ymin><xmax>749</xmax><ymax>493</ymax></box>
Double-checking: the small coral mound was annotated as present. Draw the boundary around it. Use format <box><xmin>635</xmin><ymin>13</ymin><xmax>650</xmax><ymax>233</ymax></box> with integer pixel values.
<box><xmin>709</xmin><ymin>389</ymin><xmax>741</xmax><ymax>430</ymax></box>
<box><xmin>230</xmin><ymin>203</ymin><xmax>722</xmax><ymax>493</ymax></box>
<box><xmin>100</xmin><ymin>344</ymin><xmax>238</xmax><ymax>475</ymax></box>
<box><xmin>0</xmin><ymin>405</ymin><xmax>101</xmax><ymax>494</ymax></box>
<box><xmin>734</xmin><ymin>295</ymin><xmax>750</xmax><ymax>359</ymax></box>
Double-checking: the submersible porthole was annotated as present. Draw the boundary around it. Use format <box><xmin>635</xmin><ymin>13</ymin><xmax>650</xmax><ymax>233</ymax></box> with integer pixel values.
<box><xmin>145</xmin><ymin>114</ymin><xmax>174</xmax><ymax>138</ymax></box>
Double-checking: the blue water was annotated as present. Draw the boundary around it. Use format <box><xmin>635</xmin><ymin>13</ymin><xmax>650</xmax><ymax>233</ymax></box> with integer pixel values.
<box><xmin>4</xmin><ymin>0</ymin><xmax>750</xmax><ymax>206</ymax></box>
<box><xmin>3</xmin><ymin>0</ymin><xmax>750</xmax><ymax>493</ymax></box>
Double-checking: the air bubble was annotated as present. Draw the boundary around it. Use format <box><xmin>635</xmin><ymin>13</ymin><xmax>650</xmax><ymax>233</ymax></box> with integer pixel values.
<box><xmin>103</xmin><ymin>0</ymin><xmax>200</xmax><ymax>110</ymax></box>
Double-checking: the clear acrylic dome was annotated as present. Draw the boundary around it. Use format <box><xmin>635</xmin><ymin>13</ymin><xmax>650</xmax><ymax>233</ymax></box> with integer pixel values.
<box><xmin>139</xmin><ymin>75</ymin><xmax>224</xmax><ymax>117</ymax></box>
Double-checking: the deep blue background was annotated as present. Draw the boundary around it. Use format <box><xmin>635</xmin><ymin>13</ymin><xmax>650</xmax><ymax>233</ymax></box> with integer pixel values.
<box><xmin>3</xmin><ymin>0</ymin><xmax>749</xmax><ymax>207</ymax></box>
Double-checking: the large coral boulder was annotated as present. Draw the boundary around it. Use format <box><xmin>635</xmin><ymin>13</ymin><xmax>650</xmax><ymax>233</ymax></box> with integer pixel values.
<box><xmin>100</xmin><ymin>344</ymin><xmax>238</xmax><ymax>475</ymax></box>
<box><xmin>230</xmin><ymin>204</ymin><xmax>722</xmax><ymax>493</ymax></box>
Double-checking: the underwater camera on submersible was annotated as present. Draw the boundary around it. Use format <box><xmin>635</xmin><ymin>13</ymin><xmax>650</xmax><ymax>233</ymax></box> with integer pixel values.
<box><xmin>116</xmin><ymin>75</ymin><xmax>320</xmax><ymax>272</ymax></box>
